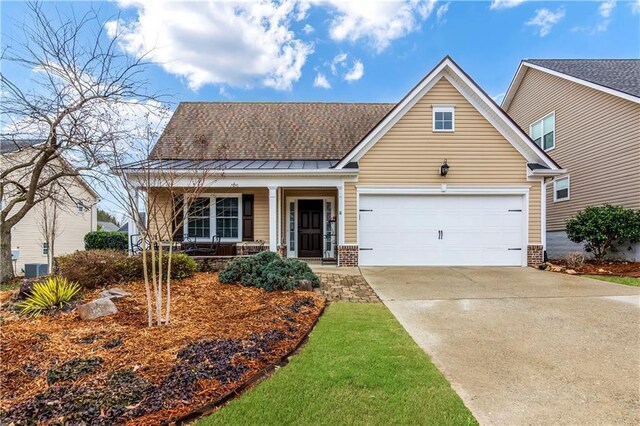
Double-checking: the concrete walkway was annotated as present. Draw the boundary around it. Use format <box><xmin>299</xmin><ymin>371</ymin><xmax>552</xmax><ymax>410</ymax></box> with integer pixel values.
<box><xmin>362</xmin><ymin>267</ymin><xmax>640</xmax><ymax>425</ymax></box>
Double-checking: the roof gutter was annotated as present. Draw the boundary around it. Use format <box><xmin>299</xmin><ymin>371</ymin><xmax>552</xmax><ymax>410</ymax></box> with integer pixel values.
<box><xmin>528</xmin><ymin>168</ymin><xmax>567</xmax><ymax>177</ymax></box>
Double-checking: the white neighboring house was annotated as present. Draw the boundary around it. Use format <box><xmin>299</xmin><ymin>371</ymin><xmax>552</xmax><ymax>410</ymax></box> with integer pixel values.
<box><xmin>1</xmin><ymin>140</ymin><xmax>98</xmax><ymax>276</ymax></box>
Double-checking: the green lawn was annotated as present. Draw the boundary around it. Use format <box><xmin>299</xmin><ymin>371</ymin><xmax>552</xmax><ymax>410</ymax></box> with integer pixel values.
<box><xmin>585</xmin><ymin>275</ymin><xmax>640</xmax><ymax>287</ymax></box>
<box><xmin>199</xmin><ymin>302</ymin><xmax>476</xmax><ymax>426</ymax></box>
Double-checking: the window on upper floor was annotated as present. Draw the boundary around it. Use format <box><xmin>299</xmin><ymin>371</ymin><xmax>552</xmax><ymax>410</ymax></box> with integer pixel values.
<box><xmin>42</xmin><ymin>242</ymin><xmax>49</xmax><ymax>255</ymax></box>
<box><xmin>76</xmin><ymin>201</ymin><xmax>86</xmax><ymax>213</ymax></box>
<box><xmin>530</xmin><ymin>112</ymin><xmax>555</xmax><ymax>151</ymax></box>
<box><xmin>554</xmin><ymin>176</ymin><xmax>570</xmax><ymax>202</ymax></box>
<box><xmin>433</xmin><ymin>106</ymin><xmax>455</xmax><ymax>132</ymax></box>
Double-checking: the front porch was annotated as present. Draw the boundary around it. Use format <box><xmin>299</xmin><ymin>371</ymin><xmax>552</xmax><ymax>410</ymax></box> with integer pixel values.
<box><xmin>134</xmin><ymin>185</ymin><xmax>349</xmax><ymax>264</ymax></box>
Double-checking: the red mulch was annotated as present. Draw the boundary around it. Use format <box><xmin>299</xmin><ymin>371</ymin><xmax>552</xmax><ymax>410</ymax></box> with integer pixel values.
<box><xmin>0</xmin><ymin>273</ymin><xmax>325</xmax><ymax>424</ymax></box>
<box><xmin>550</xmin><ymin>259</ymin><xmax>640</xmax><ymax>277</ymax></box>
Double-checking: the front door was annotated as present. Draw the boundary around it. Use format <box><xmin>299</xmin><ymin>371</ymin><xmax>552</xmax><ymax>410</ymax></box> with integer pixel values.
<box><xmin>298</xmin><ymin>200</ymin><xmax>323</xmax><ymax>258</ymax></box>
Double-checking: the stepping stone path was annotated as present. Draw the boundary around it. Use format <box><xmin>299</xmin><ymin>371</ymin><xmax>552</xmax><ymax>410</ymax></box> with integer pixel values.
<box><xmin>314</xmin><ymin>273</ymin><xmax>380</xmax><ymax>303</ymax></box>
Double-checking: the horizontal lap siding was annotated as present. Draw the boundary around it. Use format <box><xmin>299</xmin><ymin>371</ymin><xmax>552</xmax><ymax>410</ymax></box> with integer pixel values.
<box><xmin>149</xmin><ymin>187</ymin><xmax>269</xmax><ymax>242</ymax></box>
<box><xmin>344</xmin><ymin>77</ymin><xmax>541</xmax><ymax>244</ymax></box>
<box><xmin>507</xmin><ymin>68</ymin><xmax>640</xmax><ymax>231</ymax></box>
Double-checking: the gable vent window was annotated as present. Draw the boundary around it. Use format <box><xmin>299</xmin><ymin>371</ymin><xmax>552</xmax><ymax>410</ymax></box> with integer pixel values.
<box><xmin>554</xmin><ymin>176</ymin><xmax>570</xmax><ymax>202</ymax></box>
<box><xmin>530</xmin><ymin>112</ymin><xmax>555</xmax><ymax>151</ymax></box>
<box><xmin>433</xmin><ymin>106</ymin><xmax>455</xmax><ymax>132</ymax></box>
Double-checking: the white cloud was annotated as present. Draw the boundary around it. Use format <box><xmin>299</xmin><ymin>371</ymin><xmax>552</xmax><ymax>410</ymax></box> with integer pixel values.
<box><xmin>599</xmin><ymin>0</ymin><xmax>616</xmax><ymax>18</ymax></box>
<box><xmin>436</xmin><ymin>2</ymin><xmax>450</xmax><ymax>23</ymax></box>
<box><xmin>302</xmin><ymin>24</ymin><xmax>315</xmax><ymax>34</ymax></box>
<box><xmin>330</xmin><ymin>52</ymin><xmax>348</xmax><ymax>75</ymax></box>
<box><xmin>525</xmin><ymin>7</ymin><xmax>565</xmax><ymax>37</ymax></box>
<box><xmin>490</xmin><ymin>0</ymin><xmax>526</xmax><ymax>10</ymax></box>
<box><xmin>315</xmin><ymin>0</ymin><xmax>437</xmax><ymax>53</ymax></box>
<box><xmin>344</xmin><ymin>60</ymin><xmax>364</xmax><ymax>81</ymax></box>
<box><xmin>106</xmin><ymin>1</ymin><xmax>313</xmax><ymax>91</ymax></box>
<box><xmin>491</xmin><ymin>92</ymin><xmax>506</xmax><ymax>104</ymax></box>
<box><xmin>313</xmin><ymin>72</ymin><xmax>331</xmax><ymax>89</ymax></box>
<box><xmin>632</xmin><ymin>0</ymin><xmax>640</xmax><ymax>14</ymax></box>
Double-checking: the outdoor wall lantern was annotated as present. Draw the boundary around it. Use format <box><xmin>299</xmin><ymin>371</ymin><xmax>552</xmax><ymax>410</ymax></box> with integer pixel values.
<box><xmin>439</xmin><ymin>159</ymin><xmax>450</xmax><ymax>176</ymax></box>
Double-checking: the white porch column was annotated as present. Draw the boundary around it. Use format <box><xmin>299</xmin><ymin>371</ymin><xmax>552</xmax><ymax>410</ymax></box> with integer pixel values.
<box><xmin>127</xmin><ymin>188</ymin><xmax>140</xmax><ymax>255</ymax></box>
<box><xmin>269</xmin><ymin>186</ymin><xmax>278</xmax><ymax>252</ymax></box>
<box><xmin>338</xmin><ymin>183</ymin><xmax>345</xmax><ymax>245</ymax></box>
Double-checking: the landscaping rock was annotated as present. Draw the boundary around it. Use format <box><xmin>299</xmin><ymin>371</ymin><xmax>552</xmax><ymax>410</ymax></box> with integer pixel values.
<box><xmin>566</xmin><ymin>269</ymin><xmax>577</xmax><ymax>275</ymax></box>
<box><xmin>78</xmin><ymin>298</ymin><xmax>117</xmax><ymax>320</ymax></box>
<box><xmin>296</xmin><ymin>279</ymin><xmax>313</xmax><ymax>292</ymax></box>
<box><xmin>99</xmin><ymin>287</ymin><xmax>132</xmax><ymax>300</ymax></box>
<box><xmin>17</xmin><ymin>278</ymin><xmax>42</xmax><ymax>299</ymax></box>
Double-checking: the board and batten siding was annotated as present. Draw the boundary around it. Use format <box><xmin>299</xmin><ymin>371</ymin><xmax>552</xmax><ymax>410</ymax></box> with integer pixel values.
<box><xmin>344</xmin><ymin>77</ymin><xmax>542</xmax><ymax>245</ymax></box>
<box><xmin>506</xmin><ymin>67</ymin><xmax>640</xmax><ymax>231</ymax></box>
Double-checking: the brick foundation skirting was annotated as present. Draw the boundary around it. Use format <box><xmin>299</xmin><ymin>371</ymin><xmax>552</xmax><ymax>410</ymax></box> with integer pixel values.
<box><xmin>527</xmin><ymin>245</ymin><xmax>544</xmax><ymax>266</ymax></box>
<box><xmin>337</xmin><ymin>245</ymin><xmax>358</xmax><ymax>267</ymax></box>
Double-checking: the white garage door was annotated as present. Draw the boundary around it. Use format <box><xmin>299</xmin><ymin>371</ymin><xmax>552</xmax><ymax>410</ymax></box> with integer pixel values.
<box><xmin>358</xmin><ymin>194</ymin><xmax>525</xmax><ymax>266</ymax></box>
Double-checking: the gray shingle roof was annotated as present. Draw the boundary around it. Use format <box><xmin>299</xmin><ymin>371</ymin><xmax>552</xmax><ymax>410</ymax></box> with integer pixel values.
<box><xmin>0</xmin><ymin>139</ymin><xmax>41</xmax><ymax>154</ymax></box>
<box><xmin>526</xmin><ymin>59</ymin><xmax>640</xmax><ymax>98</ymax></box>
<box><xmin>150</xmin><ymin>102</ymin><xmax>395</xmax><ymax>160</ymax></box>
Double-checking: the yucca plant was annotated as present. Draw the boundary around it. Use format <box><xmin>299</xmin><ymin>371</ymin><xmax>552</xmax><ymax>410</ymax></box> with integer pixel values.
<box><xmin>17</xmin><ymin>276</ymin><xmax>81</xmax><ymax>317</ymax></box>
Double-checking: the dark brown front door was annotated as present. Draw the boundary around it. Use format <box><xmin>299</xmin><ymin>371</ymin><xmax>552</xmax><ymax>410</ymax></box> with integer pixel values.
<box><xmin>298</xmin><ymin>200</ymin><xmax>323</xmax><ymax>258</ymax></box>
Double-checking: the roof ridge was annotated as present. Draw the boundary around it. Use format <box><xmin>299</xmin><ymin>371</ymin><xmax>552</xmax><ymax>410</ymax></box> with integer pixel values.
<box><xmin>526</xmin><ymin>58</ymin><xmax>640</xmax><ymax>61</ymax></box>
<box><xmin>178</xmin><ymin>101</ymin><xmax>397</xmax><ymax>105</ymax></box>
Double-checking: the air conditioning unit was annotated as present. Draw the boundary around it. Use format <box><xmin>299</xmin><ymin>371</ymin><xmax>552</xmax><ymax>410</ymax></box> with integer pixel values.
<box><xmin>24</xmin><ymin>263</ymin><xmax>48</xmax><ymax>278</ymax></box>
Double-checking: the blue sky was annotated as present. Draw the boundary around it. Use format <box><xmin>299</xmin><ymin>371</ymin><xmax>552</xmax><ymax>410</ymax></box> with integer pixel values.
<box><xmin>2</xmin><ymin>0</ymin><xmax>639</xmax><ymax>107</ymax></box>
<box><xmin>1</xmin><ymin>1</ymin><xmax>638</xmax><ymax>214</ymax></box>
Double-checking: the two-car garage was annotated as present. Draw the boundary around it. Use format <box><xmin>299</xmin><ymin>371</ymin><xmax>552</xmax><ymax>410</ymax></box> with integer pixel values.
<box><xmin>358</xmin><ymin>192</ymin><xmax>526</xmax><ymax>266</ymax></box>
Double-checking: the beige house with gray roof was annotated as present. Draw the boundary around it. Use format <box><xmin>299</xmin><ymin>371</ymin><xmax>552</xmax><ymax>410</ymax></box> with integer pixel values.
<box><xmin>503</xmin><ymin>59</ymin><xmax>640</xmax><ymax>261</ymax></box>
<box><xmin>124</xmin><ymin>56</ymin><xmax>563</xmax><ymax>267</ymax></box>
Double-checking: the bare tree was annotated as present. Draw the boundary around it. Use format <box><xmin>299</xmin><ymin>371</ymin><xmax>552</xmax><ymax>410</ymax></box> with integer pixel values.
<box><xmin>0</xmin><ymin>1</ymin><xmax>161</xmax><ymax>281</ymax></box>
<box><xmin>38</xmin><ymin>195</ymin><xmax>62</xmax><ymax>272</ymax></box>
<box><xmin>101</xmin><ymin>122</ymin><xmax>222</xmax><ymax>327</ymax></box>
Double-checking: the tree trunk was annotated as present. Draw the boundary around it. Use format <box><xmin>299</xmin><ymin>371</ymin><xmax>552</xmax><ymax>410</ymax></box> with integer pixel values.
<box><xmin>0</xmin><ymin>225</ymin><xmax>15</xmax><ymax>282</ymax></box>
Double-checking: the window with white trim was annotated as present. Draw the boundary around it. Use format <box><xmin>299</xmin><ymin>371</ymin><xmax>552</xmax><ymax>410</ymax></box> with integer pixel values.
<box><xmin>554</xmin><ymin>176</ymin><xmax>570</xmax><ymax>202</ymax></box>
<box><xmin>76</xmin><ymin>201</ymin><xmax>85</xmax><ymax>213</ymax></box>
<box><xmin>433</xmin><ymin>106</ymin><xmax>455</xmax><ymax>132</ymax></box>
<box><xmin>215</xmin><ymin>197</ymin><xmax>239</xmax><ymax>239</ymax></box>
<box><xmin>185</xmin><ymin>195</ymin><xmax>242</xmax><ymax>240</ymax></box>
<box><xmin>530</xmin><ymin>112</ymin><xmax>555</xmax><ymax>151</ymax></box>
<box><xmin>187</xmin><ymin>197</ymin><xmax>210</xmax><ymax>238</ymax></box>
<box><xmin>42</xmin><ymin>242</ymin><xmax>48</xmax><ymax>255</ymax></box>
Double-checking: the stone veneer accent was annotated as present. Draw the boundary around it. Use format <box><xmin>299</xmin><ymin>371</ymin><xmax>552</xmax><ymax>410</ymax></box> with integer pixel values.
<box><xmin>527</xmin><ymin>244</ymin><xmax>544</xmax><ymax>266</ymax></box>
<box><xmin>337</xmin><ymin>245</ymin><xmax>359</xmax><ymax>267</ymax></box>
<box><xmin>277</xmin><ymin>244</ymin><xmax>287</xmax><ymax>257</ymax></box>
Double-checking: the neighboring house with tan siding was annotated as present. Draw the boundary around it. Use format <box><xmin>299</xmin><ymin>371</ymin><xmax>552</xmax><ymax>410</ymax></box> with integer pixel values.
<box><xmin>1</xmin><ymin>140</ymin><xmax>98</xmax><ymax>275</ymax></box>
<box><xmin>124</xmin><ymin>56</ymin><xmax>563</xmax><ymax>267</ymax></box>
<box><xmin>503</xmin><ymin>59</ymin><xmax>640</xmax><ymax>261</ymax></box>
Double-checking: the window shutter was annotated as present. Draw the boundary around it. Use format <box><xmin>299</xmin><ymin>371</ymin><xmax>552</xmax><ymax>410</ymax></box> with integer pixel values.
<box><xmin>173</xmin><ymin>195</ymin><xmax>184</xmax><ymax>241</ymax></box>
<box><xmin>242</xmin><ymin>194</ymin><xmax>254</xmax><ymax>241</ymax></box>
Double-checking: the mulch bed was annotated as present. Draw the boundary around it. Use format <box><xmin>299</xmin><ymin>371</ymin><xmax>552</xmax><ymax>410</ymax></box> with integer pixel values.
<box><xmin>0</xmin><ymin>273</ymin><xmax>325</xmax><ymax>425</ymax></box>
<box><xmin>548</xmin><ymin>259</ymin><xmax>640</xmax><ymax>277</ymax></box>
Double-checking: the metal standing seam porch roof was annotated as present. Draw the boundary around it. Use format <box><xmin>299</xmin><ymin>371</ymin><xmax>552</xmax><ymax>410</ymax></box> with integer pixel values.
<box><xmin>121</xmin><ymin>159</ymin><xmax>341</xmax><ymax>171</ymax></box>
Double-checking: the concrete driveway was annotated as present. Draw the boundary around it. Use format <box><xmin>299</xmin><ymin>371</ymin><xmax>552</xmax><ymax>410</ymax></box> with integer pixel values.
<box><xmin>361</xmin><ymin>267</ymin><xmax>640</xmax><ymax>425</ymax></box>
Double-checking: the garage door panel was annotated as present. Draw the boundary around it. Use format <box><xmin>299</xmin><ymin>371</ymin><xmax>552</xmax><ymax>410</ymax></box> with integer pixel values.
<box><xmin>358</xmin><ymin>194</ymin><xmax>524</xmax><ymax>266</ymax></box>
